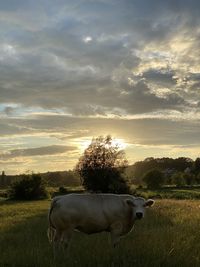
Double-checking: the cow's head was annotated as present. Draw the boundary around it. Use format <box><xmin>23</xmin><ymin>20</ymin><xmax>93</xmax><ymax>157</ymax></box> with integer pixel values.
<box><xmin>126</xmin><ymin>197</ymin><xmax>154</xmax><ymax>220</ymax></box>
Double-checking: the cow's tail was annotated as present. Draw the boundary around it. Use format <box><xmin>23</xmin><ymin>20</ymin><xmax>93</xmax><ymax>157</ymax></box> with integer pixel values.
<box><xmin>47</xmin><ymin>198</ymin><xmax>58</xmax><ymax>244</ymax></box>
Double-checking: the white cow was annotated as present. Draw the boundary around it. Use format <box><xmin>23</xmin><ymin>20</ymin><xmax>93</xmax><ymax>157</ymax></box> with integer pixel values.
<box><xmin>47</xmin><ymin>193</ymin><xmax>154</xmax><ymax>251</ymax></box>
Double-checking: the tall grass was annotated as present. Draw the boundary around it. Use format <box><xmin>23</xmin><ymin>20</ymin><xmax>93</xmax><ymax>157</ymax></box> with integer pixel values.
<box><xmin>1</xmin><ymin>199</ymin><xmax>200</xmax><ymax>266</ymax></box>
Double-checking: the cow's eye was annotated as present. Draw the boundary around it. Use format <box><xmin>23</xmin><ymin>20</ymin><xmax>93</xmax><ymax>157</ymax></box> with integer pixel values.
<box><xmin>126</xmin><ymin>199</ymin><xmax>135</xmax><ymax>207</ymax></box>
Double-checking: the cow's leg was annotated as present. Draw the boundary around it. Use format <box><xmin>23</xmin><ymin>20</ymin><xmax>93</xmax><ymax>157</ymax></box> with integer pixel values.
<box><xmin>61</xmin><ymin>228</ymin><xmax>73</xmax><ymax>253</ymax></box>
<box><xmin>53</xmin><ymin>230</ymin><xmax>62</xmax><ymax>259</ymax></box>
<box><xmin>110</xmin><ymin>223</ymin><xmax>123</xmax><ymax>267</ymax></box>
<box><xmin>110</xmin><ymin>233</ymin><xmax>121</xmax><ymax>248</ymax></box>
<box><xmin>110</xmin><ymin>222</ymin><xmax>123</xmax><ymax>248</ymax></box>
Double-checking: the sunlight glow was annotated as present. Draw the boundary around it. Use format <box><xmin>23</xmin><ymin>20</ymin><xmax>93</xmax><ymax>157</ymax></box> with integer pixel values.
<box><xmin>77</xmin><ymin>138</ymin><xmax>93</xmax><ymax>152</ymax></box>
<box><xmin>83</xmin><ymin>36</ymin><xmax>92</xmax><ymax>43</ymax></box>
<box><xmin>77</xmin><ymin>137</ymin><xmax>127</xmax><ymax>153</ymax></box>
<box><xmin>111</xmin><ymin>138</ymin><xmax>127</xmax><ymax>149</ymax></box>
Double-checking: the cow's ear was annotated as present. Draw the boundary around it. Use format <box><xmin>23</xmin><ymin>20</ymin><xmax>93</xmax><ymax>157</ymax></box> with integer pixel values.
<box><xmin>126</xmin><ymin>199</ymin><xmax>135</xmax><ymax>207</ymax></box>
<box><xmin>144</xmin><ymin>199</ymin><xmax>155</xmax><ymax>207</ymax></box>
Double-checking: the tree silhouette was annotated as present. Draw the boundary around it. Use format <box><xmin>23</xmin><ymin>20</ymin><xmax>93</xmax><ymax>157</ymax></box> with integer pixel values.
<box><xmin>194</xmin><ymin>158</ymin><xmax>200</xmax><ymax>174</ymax></box>
<box><xmin>76</xmin><ymin>135</ymin><xmax>129</xmax><ymax>193</ymax></box>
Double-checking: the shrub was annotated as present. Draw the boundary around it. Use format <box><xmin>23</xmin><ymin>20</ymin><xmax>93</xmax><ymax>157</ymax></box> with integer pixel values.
<box><xmin>58</xmin><ymin>186</ymin><xmax>68</xmax><ymax>194</ymax></box>
<box><xmin>8</xmin><ymin>173</ymin><xmax>48</xmax><ymax>200</ymax></box>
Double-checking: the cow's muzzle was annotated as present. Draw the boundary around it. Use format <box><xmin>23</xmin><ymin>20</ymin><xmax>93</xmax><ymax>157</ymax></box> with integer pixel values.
<box><xmin>136</xmin><ymin>212</ymin><xmax>143</xmax><ymax>219</ymax></box>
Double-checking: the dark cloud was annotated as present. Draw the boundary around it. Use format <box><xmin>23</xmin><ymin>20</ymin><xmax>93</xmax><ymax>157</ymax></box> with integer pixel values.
<box><xmin>142</xmin><ymin>69</ymin><xmax>176</xmax><ymax>87</ymax></box>
<box><xmin>0</xmin><ymin>121</ymin><xmax>31</xmax><ymax>136</ymax></box>
<box><xmin>0</xmin><ymin>145</ymin><xmax>77</xmax><ymax>160</ymax></box>
<box><xmin>0</xmin><ymin>0</ymin><xmax>199</xmax><ymax>116</ymax></box>
<box><xmin>3</xmin><ymin>106</ymin><xmax>15</xmax><ymax>115</ymax></box>
<box><xmin>1</xmin><ymin>114</ymin><xmax>200</xmax><ymax>147</ymax></box>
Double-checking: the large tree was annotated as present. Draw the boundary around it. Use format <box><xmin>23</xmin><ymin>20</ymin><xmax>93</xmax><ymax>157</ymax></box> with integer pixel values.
<box><xmin>75</xmin><ymin>135</ymin><xmax>129</xmax><ymax>193</ymax></box>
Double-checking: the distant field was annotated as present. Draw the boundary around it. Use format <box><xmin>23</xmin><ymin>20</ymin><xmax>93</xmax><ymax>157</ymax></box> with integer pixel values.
<box><xmin>134</xmin><ymin>186</ymin><xmax>200</xmax><ymax>200</ymax></box>
<box><xmin>2</xmin><ymin>185</ymin><xmax>200</xmax><ymax>200</ymax></box>
<box><xmin>1</xmin><ymin>199</ymin><xmax>200</xmax><ymax>267</ymax></box>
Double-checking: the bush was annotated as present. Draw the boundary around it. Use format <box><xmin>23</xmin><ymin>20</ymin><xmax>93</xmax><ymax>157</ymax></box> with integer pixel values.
<box><xmin>0</xmin><ymin>190</ymin><xmax>8</xmax><ymax>198</ymax></box>
<box><xmin>143</xmin><ymin>169</ymin><xmax>165</xmax><ymax>189</ymax></box>
<box><xmin>8</xmin><ymin>174</ymin><xmax>48</xmax><ymax>200</ymax></box>
<box><xmin>58</xmin><ymin>186</ymin><xmax>68</xmax><ymax>194</ymax></box>
<box><xmin>107</xmin><ymin>174</ymin><xmax>130</xmax><ymax>194</ymax></box>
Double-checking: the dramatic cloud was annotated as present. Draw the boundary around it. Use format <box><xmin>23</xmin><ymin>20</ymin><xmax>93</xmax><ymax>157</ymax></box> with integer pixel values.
<box><xmin>0</xmin><ymin>0</ymin><xmax>200</xmax><ymax>173</ymax></box>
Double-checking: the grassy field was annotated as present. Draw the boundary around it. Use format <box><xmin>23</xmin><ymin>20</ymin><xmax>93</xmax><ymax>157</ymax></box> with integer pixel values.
<box><xmin>1</xmin><ymin>199</ymin><xmax>200</xmax><ymax>267</ymax></box>
<box><xmin>132</xmin><ymin>186</ymin><xmax>200</xmax><ymax>200</ymax></box>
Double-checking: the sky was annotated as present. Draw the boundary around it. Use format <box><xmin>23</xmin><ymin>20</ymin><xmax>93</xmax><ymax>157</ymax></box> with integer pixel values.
<box><xmin>0</xmin><ymin>0</ymin><xmax>200</xmax><ymax>174</ymax></box>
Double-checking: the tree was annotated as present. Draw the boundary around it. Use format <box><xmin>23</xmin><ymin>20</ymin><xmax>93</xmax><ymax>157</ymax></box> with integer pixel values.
<box><xmin>75</xmin><ymin>135</ymin><xmax>129</xmax><ymax>193</ymax></box>
<box><xmin>0</xmin><ymin>171</ymin><xmax>6</xmax><ymax>187</ymax></box>
<box><xmin>173</xmin><ymin>157</ymin><xmax>193</xmax><ymax>171</ymax></box>
<box><xmin>8</xmin><ymin>173</ymin><xmax>48</xmax><ymax>200</ymax></box>
<box><xmin>171</xmin><ymin>172</ymin><xmax>186</xmax><ymax>187</ymax></box>
<box><xmin>194</xmin><ymin>158</ymin><xmax>200</xmax><ymax>174</ymax></box>
<box><xmin>182</xmin><ymin>173</ymin><xmax>195</xmax><ymax>186</ymax></box>
<box><xmin>143</xmin><ymin>169</ymin><xmax>165</xmax><ymax>189</ymax></box>
<box><xmin>132</xmin><ymin>157</ymin><xmax>194</xmax><ymax>182</ymax></box>
<box><xmin>196</xmin><ymin>172</ymin><xmax>200</xmax><ymax>184</ymax></box>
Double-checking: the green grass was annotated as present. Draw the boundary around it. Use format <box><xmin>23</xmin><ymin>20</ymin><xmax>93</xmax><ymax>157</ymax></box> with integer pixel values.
<box><xmin>1</xmin><ymin>199</ymin><xmax>200</xmax><ymax>266</ymax></box>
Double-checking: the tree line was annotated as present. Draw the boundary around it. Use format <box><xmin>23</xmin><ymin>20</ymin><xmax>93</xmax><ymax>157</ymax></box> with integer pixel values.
<box><xmin>131</xmin><ymin>157</ymin><xmax>200</xmax><ymax>188</ymax></box>
<box><xmin>0</xmin><ymin>170</ymin><xmax>80</xmax><ymax>188</ymax></box>
<box><xmin>1</xmin><ymin>136</ymin><xmax>200</xmax><ymax>199</ymax></box>
<box><xmin>1</xmin><ymin>156</ymin><xmax>200</xmax><ymax>191</ymax></box>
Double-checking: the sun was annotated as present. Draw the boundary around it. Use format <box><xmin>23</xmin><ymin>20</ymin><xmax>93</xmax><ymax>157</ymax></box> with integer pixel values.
<box><xmin>77</xmin><ymin>137</ymin><xmax>93</xmax><ymax>152</ymax></box>
<box><xmin>77</xmin><ymin>137</ymin><xmax>127</xmax><ymax>153</ymax></box>
<box><xmin>111</xmin><ymin>138</ymin><xmax>127</xmax><ymax>149</ymax></box>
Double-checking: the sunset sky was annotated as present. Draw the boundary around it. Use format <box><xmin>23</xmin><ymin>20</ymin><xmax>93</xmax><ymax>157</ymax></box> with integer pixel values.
<box><xmin>0</xmin><ymin>0</ymin><xmax>200</xmax><ymax>174</ymax></box>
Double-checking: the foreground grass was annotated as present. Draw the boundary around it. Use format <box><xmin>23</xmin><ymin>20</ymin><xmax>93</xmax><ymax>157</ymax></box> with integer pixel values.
<box><xmin>1</xmin><ymin>199</ymin><xmax>200</xmax><ymax>267</ymax></box>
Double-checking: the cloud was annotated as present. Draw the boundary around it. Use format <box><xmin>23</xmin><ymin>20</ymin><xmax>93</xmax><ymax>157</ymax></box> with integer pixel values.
<box><xmin>0</xmin><ymin>145</ymin><xmax>77</xmax><ymax>160</ymax></box>
<box><xmin>3</xmin><ymin>106</ymin><xmax>16</xmax><ymax>116</ymax></box>
<box><xmin>1</xmin><ymin>114</ymin><xmax>200</xmax><ymax>148</ymax></box>
<box><xmin>0</xmin><ymin>0</ymin><xmax>200</xmax><ymax>173</ymax></box>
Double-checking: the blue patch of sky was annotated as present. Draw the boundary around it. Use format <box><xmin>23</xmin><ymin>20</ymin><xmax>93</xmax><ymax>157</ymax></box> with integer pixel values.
<box><xmin>0</xmin><ymin>103</ymin><xmax>66</xmax><ymax>117</ymax></box>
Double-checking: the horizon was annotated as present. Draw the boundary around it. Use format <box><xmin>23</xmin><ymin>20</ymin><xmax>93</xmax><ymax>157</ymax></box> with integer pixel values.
<box><xmin>1</xmin><ymin>154</ymin><xmax>197</xmax><ymax>176</ymax></box>
<box><xmin>0</xmin><ymin>0</ymin><xmax>200</xmax><ymax>175</ymax></box>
